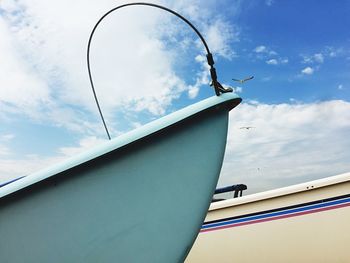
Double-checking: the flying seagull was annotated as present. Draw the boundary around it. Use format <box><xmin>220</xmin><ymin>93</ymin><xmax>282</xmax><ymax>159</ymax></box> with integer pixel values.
<box><xmin>239</xmin><ymin>126</ymin><xmax>255</xmax><ymax>130</ymax></box>
<box><xmin>232</xmin><ymin>76</ymin><xmax>254</xmax><ymax>84</ymax></box>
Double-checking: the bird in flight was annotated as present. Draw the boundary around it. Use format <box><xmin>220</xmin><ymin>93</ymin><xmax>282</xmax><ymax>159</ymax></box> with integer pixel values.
<box><xmin>239</xmin><ymin>126</ymin><xmax>255</xmax><ymax>130</ymax></box>
<box><xmin>232</xmin><ymin>76</ymin><xmax>254</xmax><ymax>84</ymax></box>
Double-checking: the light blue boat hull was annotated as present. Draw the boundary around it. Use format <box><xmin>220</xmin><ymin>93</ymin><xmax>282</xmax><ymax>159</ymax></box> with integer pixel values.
<box><xmin>0</xmin><ymin>96</ymin><xmax>240</xmax><ymax>262</ymax></box>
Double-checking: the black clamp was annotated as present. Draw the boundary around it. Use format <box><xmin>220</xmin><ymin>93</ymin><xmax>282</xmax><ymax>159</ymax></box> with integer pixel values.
<box><xmin>207</xmin><ymin>53</ymin><xmax>233</xmax><ymax>95</ymax></box>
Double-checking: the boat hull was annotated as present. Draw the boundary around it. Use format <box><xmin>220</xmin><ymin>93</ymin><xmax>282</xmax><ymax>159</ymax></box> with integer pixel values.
<box><xmin>0</xmin><ymin>100</ymin><xmax>237</xmax><ymax>263</ymax></box>
<box><xmin>186</xmin><ymin>173</ymin><xmax>350</xmax><ymax>263</ymax></box>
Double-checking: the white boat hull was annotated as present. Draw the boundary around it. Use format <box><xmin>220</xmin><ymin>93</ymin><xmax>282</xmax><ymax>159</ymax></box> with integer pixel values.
<box><xmin>187</xmin><ymin>172</ymin><xmax>350</xmax><ymax>263</ymax></box>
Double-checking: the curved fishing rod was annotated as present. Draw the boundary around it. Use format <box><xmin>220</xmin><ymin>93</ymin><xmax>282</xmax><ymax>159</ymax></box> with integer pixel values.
<box><xmin>87</xmin><ymin>2</ymin><xmax>232</xmax><ymax>140</ymax></box>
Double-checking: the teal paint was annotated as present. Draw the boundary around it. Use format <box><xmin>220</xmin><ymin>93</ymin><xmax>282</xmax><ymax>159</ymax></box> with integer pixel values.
<box><xmin>0</xmin><ymin>94</ymin><xmax>241</xmax><ymax>262</ymax></box>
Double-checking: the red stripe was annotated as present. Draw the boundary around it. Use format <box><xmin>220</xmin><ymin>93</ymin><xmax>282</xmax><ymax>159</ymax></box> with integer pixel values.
<box><xmin>200</xmin><ymin>202</ymin><xmax>350</xmax><ymax>233</ymax></box>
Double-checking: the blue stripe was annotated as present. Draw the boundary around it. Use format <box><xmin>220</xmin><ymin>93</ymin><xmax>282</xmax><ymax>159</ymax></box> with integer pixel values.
<box><xmin>0</xmin><ymin>176</ymin><xmax>26</xmax><ymax>188</ymax></box>
<box><xmin>202</xmin><ymin>196</ymin><xmax>350</xmax><ymax>230</ymax></box>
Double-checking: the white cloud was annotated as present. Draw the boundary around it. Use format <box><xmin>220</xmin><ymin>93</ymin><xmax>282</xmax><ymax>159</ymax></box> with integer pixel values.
<box><xmin>254</xmin><ymin>45</ymin><xmax>267</xmax><ymax>53</ymax></box>
<box><xmin>0</xmin><ymin>0</ymin><xmax>239</xmax><ymax>135</ymax></box>
<box><xmin>203</xmin><ymin>19</ymin><xmax>239</xmax><ymax>59</ymax></box>
<box><xmin>0</xmin><ymin>16</ymin><xmax>97</xmax><ymax>132</ymax></box>
<box><xmin>0</xmin><ymin>17</ymin><xmax>50</xmax><ymax>110</ymax></box>
<box><xmin>59</xmin><ymin>136</ymin><xmax>107</xmax><ymax>156</ymax></box>
<box><xmin>219</xmin><ymin>100</ymin><xmax>350</xmax><ymax>194</ymax></box>
<box><xmin>301</xmin><ymin>66</ymin><xmax>314</xmax><ymax>75</ymax></box>
<box><xmin>0</xmin><ymin>134</ymin><xmax>15</xmax><ymax>141</ymax></box>
<box><xmin>174</xmin><ymin>2</ymin><xmax>241</xmax><ymax>59</ymax></box>
<box><xmin>314</xmin><ymin>53</ymin><xmax>324</xmax><ymax>63</ymax></box>
<box><xmin>187</xmin><ymin>54</ymin><xmax>214</xmax><ymax>99</ymax></box>
<box><xmin>188</xmin><ymin>86</ymin><xmax>200</xmax><ymax>99</ymax></box>
<box><xmin>266</xmin><ymin>59</ymin><xmax>278</xmax><ymax>65</ymax></box>
<box><xmin>301</xmin><ymin>56</ymin><xmax>313</xmax><ymax>64</ymax></box>
<box><xmin>0</xmin><ymin>134</ymin><xmax>15</xmax><ymax>157</ymax></box>
<box><xmin>0</xmin><ymin>146</ymin><xmax>11</xmax><ymax>156</ymax></box>
<box><xmin>253</xmin><ymin>45</ymin><xmax>287</xmax><ymax>64</ymax></box>
<box><xmin>0</xmin><ymin>0</ymin><xmax>242</xmax><ymax>182</ymax></box>
<box><xmin>0</xmin><ymin>154</ymin><xmax>65</xmax><ymax>183</ymax></box>
<box><xmin>0</xmin><ymin>136</ymin><xmax>107</xmax><ymax>183</ymax></box>
<box><xmin>232</xmin><ymin>86</ymin><xmax>243</xmax><ymax>94</ymax></box>
<box><xmin>325</xmin><ymin>46</ymin><xmax>343</xmax><ymax>58</ymax></box>
<box><xmin>266</xmin><ymin>57</ymin><xmax>288</xmax><ymax>65</ymax></box>
<box><xmin>302</xmin><ymin>52</ymin><xmax>326</xmax><ymax>64</ymax></box>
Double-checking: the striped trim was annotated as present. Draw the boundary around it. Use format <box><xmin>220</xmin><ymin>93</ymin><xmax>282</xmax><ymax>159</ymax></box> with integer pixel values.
<box><xmin>0</xmin><ymin>176</ymin><xmax>25</xmax><ymax>188</ymax></box>
<box><xmin>200</xmin><ymin>194</ymin><xmax>350</xmax><ymax>233</ymax></box>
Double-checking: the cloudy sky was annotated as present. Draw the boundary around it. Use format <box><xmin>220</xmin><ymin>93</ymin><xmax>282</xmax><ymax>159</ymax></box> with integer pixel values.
<box><xmin>0</xmin><ymin>0</ymin><xmax>349</xmax><ymax>194</ymax></box>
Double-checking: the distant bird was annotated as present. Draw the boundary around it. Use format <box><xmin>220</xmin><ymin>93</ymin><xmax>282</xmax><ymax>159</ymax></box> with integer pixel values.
<box><xmin>239</xmin><ymin>126</ymin><xmax>255</xmax><ymax>130</ymax></box>
<box><xmin>232</xmin><ymin>76</ymin><xmax>254</xmax><ymax>84</ymax></box>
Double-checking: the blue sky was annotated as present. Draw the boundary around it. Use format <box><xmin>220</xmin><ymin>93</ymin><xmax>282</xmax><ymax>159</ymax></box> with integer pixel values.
<box><xmin>218</xmin><ymin>0</ymin><xmax>350</xmax><ymax>104</ymax></box>
<box><xmin>1</xmin><ymin>0</ymin><xmax>350</xmax><ymax>194</ymax></box>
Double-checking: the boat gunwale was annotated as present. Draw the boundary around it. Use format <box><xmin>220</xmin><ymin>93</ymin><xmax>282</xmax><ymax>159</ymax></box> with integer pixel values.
<box><xmin>210</xmin><ymin>172</ymin><xmax>350</xmax><ymax>211</ymax></box>
<box><xmin>0</xmin><ymin>94</ymin><xmax>241</xmax><ymax>198</ymax></box>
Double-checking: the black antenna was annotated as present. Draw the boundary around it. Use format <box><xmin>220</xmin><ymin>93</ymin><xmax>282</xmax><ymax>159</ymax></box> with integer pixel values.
<box><xmin>87</xmin><ymin>2</ymin><xmax>231</xmax><ymax>140</ymax></box>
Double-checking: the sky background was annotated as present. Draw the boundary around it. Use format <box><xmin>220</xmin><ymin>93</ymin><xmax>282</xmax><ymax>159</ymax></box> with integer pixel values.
<box><xmin>1</xmin><ymin>0</ymin><xmax>350</xmax><ymax>194</ymax></box>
